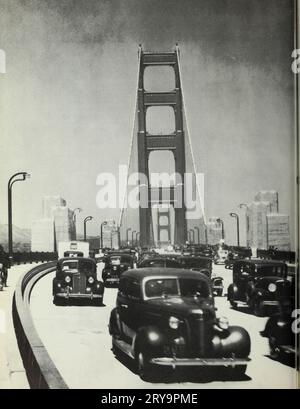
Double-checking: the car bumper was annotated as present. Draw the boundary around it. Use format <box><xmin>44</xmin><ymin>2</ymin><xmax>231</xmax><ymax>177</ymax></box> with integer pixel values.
<box><xmin>55</xmin><ymin>293</ymin><xmax>103</xmax><ymax>299</ymax></box>
<box><xmin>105</xmin><ymin>278</ymin><xmax>119</xmax><ymax>283</ymax></box>
<box><xmin>261</xmin><ymin>300</ymin><xmax>279</xmax><ymax>306</ymax></box>
<box><xmin>150</xmin><ymin>357</ymin><xmax>250</xmax><ymax>367</ymax></box>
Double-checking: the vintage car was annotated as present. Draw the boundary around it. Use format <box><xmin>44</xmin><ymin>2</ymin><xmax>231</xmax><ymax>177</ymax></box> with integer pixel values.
<box><xmin>53</xmin><ymin>257</ymin><xmax>104</xmax><ymax>305</ymax></box>
<box><xmin>102</xmin><ymin>253</ymin><xmax>134</xmax><ymax>287</ymax></box>
<box><xmin>227</xmin><ymin>259</ymin><xmax>288</xmax><ymax>316</ymax></box>
<box><xmin>178</xmin><ymin>255</ymin><xmax>224</xmax><ymax>297</ymax></box>
<box><xmin>260</xmin><ymin>276</ymin><xmax>297</xmax><ymax>363</ymax></box>
<box><xmin>109</xmin><ymin>268</ymin><xmax>251</xmax><ymax>381</ymax></box>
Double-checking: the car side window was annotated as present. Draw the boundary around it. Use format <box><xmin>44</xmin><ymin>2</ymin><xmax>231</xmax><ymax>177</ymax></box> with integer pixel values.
<box><xmin>127</xmin><ymin>279</ymin><xmax>141</xmax><ymax>300</ymax></box>
<box><xmin>118</xmin><ymin>278</ymin><xmax>129</xmax><ymax>297</ymax></box>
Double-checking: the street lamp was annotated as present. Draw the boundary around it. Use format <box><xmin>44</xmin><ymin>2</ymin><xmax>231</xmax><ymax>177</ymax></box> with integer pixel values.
<box><xmin>100</xmin><ymin>221</ymin><xmax>108</xmax><ymax>249</ymax></box>
<box><xmin>73</xmin><ymin>207</ymin><xmax>82</xmax><ymax>240</ymax></box>
<box><xmin>194</xmin><ymin>226</ymin><xmax>200</xmax><ymax>245</ymax></box>
<box><xmin>229</xmin><ymin>212</ymin><xmax>240</xmax><ymax>246</ymax></box>
<box><xmin>131</xmin><ymin>230</ymin><xmax>136</xmax><ymax>247</ymax></box>
<box><xmin>216</xmin><ymin>218</ymin><xmax>224</xmax><ymax>240</ymax></box>
<box><xmin>83</xmin><ymin>216</ymin><xmax>93</xmax><ymax>241</ymax></box>
<box><xmin>8</xmin><ymin>172</ymin><xmax>30</xmax><ymax>259</ymax></box>
<box><xmin>126</xmin><ymin>227</ymin><xmax>131</xmax><ymax>246</ymax></box>
<box><xmin>189</xmin><ymin>229</ymin><xmax>195</xmax><ymax>244</ymax></box>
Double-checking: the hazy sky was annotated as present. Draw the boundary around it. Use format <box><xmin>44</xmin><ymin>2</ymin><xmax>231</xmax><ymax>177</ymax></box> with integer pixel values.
<box><xmin>0</xmin><ymin>0</ymin><xmax>296</xmax><ymax>246</ymax></box>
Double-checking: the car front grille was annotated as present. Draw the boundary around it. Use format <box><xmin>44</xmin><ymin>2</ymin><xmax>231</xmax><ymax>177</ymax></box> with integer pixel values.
<box><xmin>71</xmin><ymin>274</ymin><xmax>85</xmax><ymax>293</ymax></box>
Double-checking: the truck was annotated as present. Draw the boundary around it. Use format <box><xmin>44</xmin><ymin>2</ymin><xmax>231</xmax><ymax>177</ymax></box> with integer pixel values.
<box><xmin>58</xmin><ymin>241</ymin><xmax>90</xmax><ymax>259</ymax></box>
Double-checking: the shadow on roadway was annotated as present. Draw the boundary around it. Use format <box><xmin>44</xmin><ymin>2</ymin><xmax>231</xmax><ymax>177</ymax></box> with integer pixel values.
<box><xmin>264</xmin><ymin>353</ymin><xmax>296</xmax><ymax>369</ymax></box>
<box><xmin>53</xmin><ymin>299</ymin><xmax>106</xmax><ymax>307</ymax></box>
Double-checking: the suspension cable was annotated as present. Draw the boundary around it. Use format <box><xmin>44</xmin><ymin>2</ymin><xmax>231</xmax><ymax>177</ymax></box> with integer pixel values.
<box><xmin>176</xmin><ymin>45</ymin><xmax>207</xmax><ymax>225</ymax></box>
<box><xmin>118</xmin><ymin>46</ymin><xmax>142</xmax><ymax>228</ymax></box>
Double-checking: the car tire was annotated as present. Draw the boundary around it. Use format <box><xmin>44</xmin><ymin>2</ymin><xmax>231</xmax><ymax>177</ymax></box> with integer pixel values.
<box><xmin>269</xmin><ymin>337</ymin><xmax>280</xmax><ymax>360</ymax></box>
<box><xmin>228</xmin><ymin>364</ymin><xmax>247</xmax><ymax>379</ymax></box>
<box><xmin>136</xmin><ymin>348</ymin><xmax>155</xmax><ymax>382</ymax></box>
<box><xmin>227</xmin><ymin>286</ymin><xmax>237</xmax><ymax>308</ymax></box>
<box><xmin>53</xmin><ymin>296</ymin><xmax>64</xmax><ymax>306</ymax></box>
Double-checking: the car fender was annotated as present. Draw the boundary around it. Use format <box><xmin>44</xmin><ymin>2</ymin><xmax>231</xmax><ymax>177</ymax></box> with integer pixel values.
<box><xmin>227</xmin><ymin>283</ymin><xmax>238</xmax><ymax>301</ymax></box>
<box><xmin>212</xmin><ymin>325</ymin><xmax>251</xmax><ymax>358</ymax></box>
<box><xmin>109</xmin><ymin>308</ymin><xmax>122</xmax><ymax>336</ymax></box>
<box><xmin>134</xmin><ymin>326</ymin><xmax>166</xmax><ymax>357</ymax></box>
<box><xmin>52</xmin><ymin>277</ymin><xmax>60</xmax><ymax>295</ymax></box>
<box><xmin>95</xmin><ymin>280</ymin><xmax>105</xmax><ymax>295</ymax></box>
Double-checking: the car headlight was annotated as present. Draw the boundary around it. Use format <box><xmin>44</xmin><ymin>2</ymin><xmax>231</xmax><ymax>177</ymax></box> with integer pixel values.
<box><xmin>88</xmin><ymin>276</ymin><xmax>95</xmax><ymax>284</ymax></box>
<box><xmin>218</xmin><ymin>316</ymin><xmax>229</xmax><ymax>330</ymax></box>
<box><xmin>268</xmin><ymin>283</ymin><xmax>277</xmax><ymax>293</ymax></box>
<box><xmin>169</xmin><ymin>316</ymin><xmax>180</xmax><ymax>330</ymax></box>
<box><xmin>65</xmin><ymin>275</ymin><xmax>71</xmax><ymax>284</ymax></box>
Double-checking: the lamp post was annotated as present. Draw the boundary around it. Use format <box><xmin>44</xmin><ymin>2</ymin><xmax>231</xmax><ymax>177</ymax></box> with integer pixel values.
<box><xmin>100</xmin><ymin>221</ymin><xmax>108</xmax><ymax>249</ymax></box>
<box><xmin>204</xmin><ymin>224</ymin><xmax>208</xmax><ymax>245</ymax></box>
<box><xmin>8</xmin><ymin>172</ymin><xmax>30</xmax><ymax>259</ymax></box>
<box><xmin>189</xmin><ymin>229</ymin><xmax>195</xmax><ymax>244</ymax></box>
<box><xmin>73</xmin><ymin>207</ymin><xmax>82</xmax><ymax>240</ymax></box>
<box><xmin>83</xmin><ymin>216</ymin><xmax>93</xmax><ymax>242</ymax></box>
<box><xmin>131</xmin><ymin>230</ymin><xmax>136</xmax><ymax>247</ymax></box>
<box><xmin>194</xmin><ymin>226</ymin><xmax>200</xmax><ymax>245</ymax></box>
<box><xmin>136</xmin><ymin>232</ymin><xmax>140</xmax><ymax>246</ymax></box>
<box><xmin>216</xmin><ymin>218</ymin><xmax>224</xmax><ymax>240</ymax></box>
<box><xmin>126</xmin><ymin>227</ymin><xmax>131</xmax><ymax>246</ymax></box>
<box><xmin>229</xmin><ymin>212</ymin><xmax>240</xmax><ymax>246</ymax></box>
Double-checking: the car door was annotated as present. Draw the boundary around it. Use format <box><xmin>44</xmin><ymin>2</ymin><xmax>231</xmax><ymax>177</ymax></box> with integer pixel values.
<box><xmin>117</xmin><ymin>277</ymin><xmax>140</xmax><ymax>342</ymax></box>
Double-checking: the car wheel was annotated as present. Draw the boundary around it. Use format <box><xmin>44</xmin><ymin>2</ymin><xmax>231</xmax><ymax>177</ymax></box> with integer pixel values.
<box><xmin>227</xmin><ymin>286</ymin><xmax>237</xmax><ymax>308</ymax></box>
<box><xmin>136</xmin><ymin>348</ymin><xmax>155</xmax><ymax>382</ymax></box>
<box><xmin>269</xmin><ymin>337</ymin><xmax>280</xmax><ymax>360</ymax></box>
<box><xmin>53</xmin><ymin>296</ymin><xmax>64</xmax><ymax>306</ymax></box>
<box><xmin>229</xmin><ymin>365</ymin><xmax>247</xmax><ymax>379</ymax></box>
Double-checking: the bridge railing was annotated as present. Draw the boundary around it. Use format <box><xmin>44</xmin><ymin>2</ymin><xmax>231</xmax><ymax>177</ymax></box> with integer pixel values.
<box><xmin>12</xmin><ymin>252</ymin><xmax>58</xmax><ymax>264</ymax></box>
<box><xmin>12</xmin><ymin>262</ymin><xmax>68</xmax><ymax>389</ymax></box>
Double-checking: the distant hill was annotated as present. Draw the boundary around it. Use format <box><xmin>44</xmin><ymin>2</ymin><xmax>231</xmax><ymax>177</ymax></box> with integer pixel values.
<box><xmin>0</xmin><ymin>224</ymin><xmax>31</xmax><ymax>252</ymax></box>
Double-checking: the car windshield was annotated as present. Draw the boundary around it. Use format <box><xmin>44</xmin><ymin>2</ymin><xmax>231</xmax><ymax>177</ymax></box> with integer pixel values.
<box><xmin>181</xmin><ymin>259</ymin><xmax>208</xmax><ymax>269</ymax></box>
<box><xmin>144</xmin><ymin>278</ymin><xmax>180</xmax><ymax>298</ymax></box>
<box><xmin>111</xmin><ymin>256</ymin><xmax>121</xmax><ymax>265</ymax></box>
<box><xmin>257</xmin><ymin>265</ymin><xmax>285</xmax><ymax>277</ymax></box>
<box><xmin>79</xmin><ymin>260</ymin><xmax>95</xmax><ymax>274</ymax></box>
<box><xmin>62</xmin><ymin>260</ymin><xmax>78</xmax><ymax>271</ymax></box>
<box><xmin>179</xmin><ymin>278</ymin><xmax>210</xmax><ymax>298</ymax></box>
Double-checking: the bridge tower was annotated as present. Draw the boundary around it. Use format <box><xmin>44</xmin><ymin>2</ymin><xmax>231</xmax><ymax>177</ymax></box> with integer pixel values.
<box><xmin>137</xmin><ymin>46</ymin><xmax>187</xmax><ymax>247</ymax></box>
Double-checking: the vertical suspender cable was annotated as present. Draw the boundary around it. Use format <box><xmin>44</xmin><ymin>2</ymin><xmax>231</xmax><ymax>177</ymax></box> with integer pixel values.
<box><xmin>176</xmin><ymin>45</ymin><xmax>207</xmax><ymax>225</ymax></box>
<box><xmin>118</xmin><ymin>46</ymin><xmax>142</xmax><ymax>229</ymax></box>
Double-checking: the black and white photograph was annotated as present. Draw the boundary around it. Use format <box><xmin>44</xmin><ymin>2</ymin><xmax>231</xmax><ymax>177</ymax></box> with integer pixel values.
<box><xmin>0</xmin><ymin>0</ymin><xmax>299</xmax><ymax>391</ymax></box>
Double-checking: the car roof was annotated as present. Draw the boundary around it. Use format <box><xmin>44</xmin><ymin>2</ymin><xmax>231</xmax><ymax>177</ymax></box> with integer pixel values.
<box><xmin>123</xmin><ymin>267</ymin><xmax>211</xmax><ymax>283</ymax></box>
<box><xmin>58</xmin><ymin>257</ymin><xmax>95</xmax><ymax>263</ymax></box>
<box><xmin>178</xmin><ymin>255</ymin><xmax>211</xmax><ymax>261</ymax></box>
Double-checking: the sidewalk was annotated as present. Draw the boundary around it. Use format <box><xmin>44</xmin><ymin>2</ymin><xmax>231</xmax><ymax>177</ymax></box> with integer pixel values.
<box><xmin>0</xmin><ymin>264</ymin><xmax>31</xmax><ymax>389</ymax></box>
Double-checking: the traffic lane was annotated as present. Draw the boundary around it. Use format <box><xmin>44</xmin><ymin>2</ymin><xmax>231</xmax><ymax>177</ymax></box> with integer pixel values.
<box><xmin>30</xmin><ymin>270</ymin><xmax>296</xmax><ymax>389</ymax></box>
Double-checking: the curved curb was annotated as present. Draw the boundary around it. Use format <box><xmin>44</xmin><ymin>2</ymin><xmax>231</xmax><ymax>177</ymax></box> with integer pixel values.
<box><xmin>12</xmin><ymin>262</ymin><xmax>68</xmax><ymax>389</ymax></box>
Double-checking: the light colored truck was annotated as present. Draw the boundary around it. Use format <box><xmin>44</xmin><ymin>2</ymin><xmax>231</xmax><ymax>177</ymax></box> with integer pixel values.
<box><xmin>58</xmin><ymin>241</ymin><xmax>90</xmax><ymax>259</ymax></box>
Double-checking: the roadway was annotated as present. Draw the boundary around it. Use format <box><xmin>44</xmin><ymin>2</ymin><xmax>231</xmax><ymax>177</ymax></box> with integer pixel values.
<box><xmin>30</xmin><ymin>264</ymin><xmax>297</xmax><ymax>389</ymax></box>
